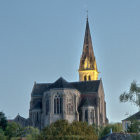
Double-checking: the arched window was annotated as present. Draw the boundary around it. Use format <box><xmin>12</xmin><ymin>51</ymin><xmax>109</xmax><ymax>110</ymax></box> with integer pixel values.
<box><xmin>88</xmin><ymin>75</ymin><xmax>91</xmax><ymax>81</ymax></box>
<box><xmin>85</xmin><ymin>109</ymin><xmax>88</xmax><ymax>122</ymax></box>
<box><xmin>84</xmin><ymin>75</ymin><xmax>87</xmax><ymax>81</ymax></box>
<box><xmin>54</xmin><ymin>95</ymin><xmax>62</xmax><ymax>114</ymax></box>
<box><xmin>67</xmin><ymin>97</ymin><xmax>73</xmax><ymax>114</ymax></box>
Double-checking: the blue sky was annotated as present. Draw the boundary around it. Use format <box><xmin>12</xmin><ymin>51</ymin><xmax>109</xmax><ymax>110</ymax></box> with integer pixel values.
<box><xmin>0</xmin><ymin>0</ymin><xmax>140</xmax><ymax>122</ymax></box>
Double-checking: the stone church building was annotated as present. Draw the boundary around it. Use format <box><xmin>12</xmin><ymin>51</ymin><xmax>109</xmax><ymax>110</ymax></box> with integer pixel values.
<box><xmin>13</xmin><ymin>18</ymin><xmax>108</xmax><ymax>129</ymax></box>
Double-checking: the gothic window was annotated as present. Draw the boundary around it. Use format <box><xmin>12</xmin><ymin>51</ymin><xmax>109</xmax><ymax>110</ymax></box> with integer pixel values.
<box><xmin>54</xmin><ymin>95</ymin><xmax>62</xmax><ymax>114</ymax></box>
<box><xmin>88</xmin><ymin>75</ymin><xmax>91</xmax><ymax>81</ymax></box>
<box><xmin>85</xmin><ymin>109</ymin><xmax>88</xmax><ymax>122</ymax></box>
<box><xmin>67</xmin><ymin>96</ymin><xmax>73</xmax><ymax>114</ymax></box>
<box><xmin>84</xmin><ymin>75</ymin><xmax>87</xmax><ymax>81</ymax></box>
<box><xmin>46</xmin><ymin>97</ymin><xmax>49</xmax><ymax>115</ymax></box>
<box><xmin>60</xmin><ymin>97</ymin><xmax>62</xmax><ymax>113</ymax></box>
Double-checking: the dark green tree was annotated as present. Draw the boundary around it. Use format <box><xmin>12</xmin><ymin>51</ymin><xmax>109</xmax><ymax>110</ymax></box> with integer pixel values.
<box><xmin>119</xmin><ymin>81</ymin><xmax>140</xmax><ymax>136</ymax></box>
<box><xmin>5</xmin><ymin>122</ymin><xmax>24</xmax><ymax>139</ymax></box>
<box><xmin>126</xmin><ymin>120</ymin><xmax>140</xmax><ymax>140</ymax></box>
<box><xmin>99</xmin><ymin>123</ymin><xmax>123</xmax><ymax>139</ymax></box>
<box><xmin>24</xmin><ymin>126</ymin><xmax>40</xmax><ymax>140</ymax></box>
<box><xmin>0</xmin><ymin>112</ymin><xmax>7</xmax><ymax>131</ymax></box>
<box><xmin>119</xmin><ymin>81</ymin><xmax>140</xmax><ymax>108</ymax></box>
<box><xmin>127</xmin><ymin>120</ymin><xmax>140</xmax><ymax>133</ymax></box>
<box><xmin>0</xmin><ymin>128</ymin><xmax>7</xmax><ymax>140</ymax></box>
<box><xmin>37</xmin><ymin>120</ymin><xmax>98</xmax><ymax>140</ymax></box>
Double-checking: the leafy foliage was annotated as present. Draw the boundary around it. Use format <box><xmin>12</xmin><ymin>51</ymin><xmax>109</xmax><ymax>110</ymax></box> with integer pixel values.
<box><xmin>5</xmin><ymin>122</ymin><xmax>24</xmax><ymax>139</ymax></box>
<box><xmin>126</xmin><ymin>120</ymin><xmax>140</xmax><ymax>140</ymax></box>
<box><xmin>119</xmin><ymin>81</ymin><xmax>140</xmax><ymax>108</ymax></box>
<box><xmin>127</xmin><ymin>120</ymin><xmax>140</xmax><ymax>133</ymax></box>
<box><xmin>0</xmin><ymin>128</ymin><xmax>7</xmax><ymax>140</ymax></box>
<box><xmin>0</xmin><ymin>112</ymin><xmax>41</xmax><ymax>140</ymax></box>
<box><xmin>37</xmin><ymin>120</ymin><xmax>98</xmax><ymax>140</ymax></box>
<box><xmin>0</xmin><ymin>112</ymin><xmax>7</xmax><ymax>131</ymax></box>
<box><xmin>99</xmin><ymin>123</ymin><xmax>123</xmax><ymax>139</ymax></box>
<box><xmin>24</xmin><ymin>126</ymin><xmax>40</xmax><ymax>140</ymax></box>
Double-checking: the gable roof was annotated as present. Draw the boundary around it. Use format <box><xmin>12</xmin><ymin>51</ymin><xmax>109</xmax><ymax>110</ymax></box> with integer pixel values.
<box><xmin>31</xmin><ymin>77</ymin><xmax>100</xmax><ymax>96</ymax></box>
<box><xmin>122</xmin><ymin>111</ymin><xmax>140</xmax><ymax>121</ymax></box>
<box><xmin>48</xmin><ymin>77</ymin><xmax>75</xmax><ymax>89</ymax></box>
<box><xmin>31</xmin><ymin>83</ymin><xmax>51</xmax><ymax>96</ymax></box>
<box><xmin>14</xmin><ymin>114</ymin><xmax>28</xmax><ymax>122</ymax></box>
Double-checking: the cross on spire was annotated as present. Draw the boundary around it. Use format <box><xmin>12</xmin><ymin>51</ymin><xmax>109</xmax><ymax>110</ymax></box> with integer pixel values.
<box><xmin>86</xmin><ymin>10</ymin><xmax>88</xmax><ymax>19</ymax></box>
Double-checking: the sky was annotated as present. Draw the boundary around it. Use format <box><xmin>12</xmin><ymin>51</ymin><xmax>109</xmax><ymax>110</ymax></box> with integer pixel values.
<box><xmin>0</xmin><ymin>0</ymin><xmax>140</xmax><ymax>123</ymax></box>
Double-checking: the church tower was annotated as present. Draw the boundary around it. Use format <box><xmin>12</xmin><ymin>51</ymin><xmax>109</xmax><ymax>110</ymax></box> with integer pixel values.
<box><xmin>79</xmin><ymin>18</ymin><xmax>98</xmax><ymax>81</ymax></box>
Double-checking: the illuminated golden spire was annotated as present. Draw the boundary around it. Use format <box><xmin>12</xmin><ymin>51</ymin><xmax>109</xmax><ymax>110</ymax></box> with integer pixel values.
<box><xmin>79</xmin><ymin>18</ymin><xmax>98</xmax><ymax>81</ymax></box>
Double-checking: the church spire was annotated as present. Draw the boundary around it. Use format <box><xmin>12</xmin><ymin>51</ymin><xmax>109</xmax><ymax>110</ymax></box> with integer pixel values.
<box><xmin>79</xmin><ymin>18</ymin><xmax>98</xmax><ymax>81</ymax></box>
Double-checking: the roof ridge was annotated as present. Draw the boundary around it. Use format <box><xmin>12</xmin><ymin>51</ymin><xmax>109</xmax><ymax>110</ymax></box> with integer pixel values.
<box><xmin>48</xmin><ymin>77</ymin><xmax>76</xmax><ymax>90</ymax></box>
<box><xmin>123</xmin><ymin>111</ymin><xmax>140</xmax><ymax>121</ymax></box>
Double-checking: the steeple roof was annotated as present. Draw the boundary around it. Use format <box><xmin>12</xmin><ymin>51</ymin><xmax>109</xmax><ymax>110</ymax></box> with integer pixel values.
<box><xmin>79</xmin><ymin>18</ymin><xmax>98</xmax><ymax>71</ymax></box>
<box><xmin>84</xmin><ymin>18</ymin><xmax>94</xmax><ymax>52</ymax></box>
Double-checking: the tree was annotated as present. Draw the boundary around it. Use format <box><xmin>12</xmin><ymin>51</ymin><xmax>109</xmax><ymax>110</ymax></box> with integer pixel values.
<box><xmin>127</xmin><ymin>120</ymin><xmax>140</xmax><ymax>133</ymax></box>
<box><xmin>119</xmin><ymin>81</ymin><xmax>140</xmax><ymax>108</ymax></box>
<box><xmin>119</xmin><ymin>81</ymin><xmax>140</xmax><ymax>136</ymax></box>
<box><xmin>0</xmin><ymin>128</ymin><xmax>7</xmax><ymax>140</ymax></box>
<box><xmin>5</xmin><ymin>122</ymin><xmax>24</xmax><ymax>139</ymax></box>
<box><xmin>37</xmin><ymin>120</ymin><xmax>98</xmax><ymax>140</ymax></box>
<box><xmin>99</xmin><ymin>123</ymin><xmax>123</xmax><ymax>139</ymax></box>
<box><xmin>24</xmin><ymin>126</ymin><xmax>40</xmax><ymax>140</ymax></box>
<box><xmin>0</xmin><ymin>112</ymin><xmax>7</xmax><ymax>131</ymax></box>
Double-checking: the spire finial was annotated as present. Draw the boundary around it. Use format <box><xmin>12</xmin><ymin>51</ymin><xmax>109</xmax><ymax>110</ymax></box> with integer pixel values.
<box><xmin>86</xmin><ymin>10</ymin><xmax>88</xmax><ymax>20</ymax></box>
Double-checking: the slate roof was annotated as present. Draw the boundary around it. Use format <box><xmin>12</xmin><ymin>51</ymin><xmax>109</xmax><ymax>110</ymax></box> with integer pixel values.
<box><xmin>13</xmin><ymin>114</ymin><xmax>29</xmax><ymax>127</ymax></box>
<box><xmin>31</xmin><ymin>83</ymin><xmax>51</xmax><ymax>95</ymax></box>
<box><xmin>14</xmin><ymin>114</ymin><xmax>28</xmax><ymax>122</ymax></box>
<box><xmin>32</xmin><ymin>101</ymin><xmax>42</xmax><ymax>110</ymax></box>
<box><xmin>31</xmin><ymin>77</ymin><xmax>100</xmax><ymax>96</ymax></box>
<box><xmin>79</xmin><ymin>96</ymin><xmax>97</xmax><ymax>107</ymax></box>
<box><xmin>48</xmin><ymin>77</ymin><xmax>75</xmax><ymax>89</ymax></box>
<box><xmin>71</xmin><ymin>80</ymin><xmax>100</xmax><ymax>94</ymax></box>
<box><xmin>122</xmin><ymin>111</ymin><xmax>140</xmax><ymax>121</ymax></box>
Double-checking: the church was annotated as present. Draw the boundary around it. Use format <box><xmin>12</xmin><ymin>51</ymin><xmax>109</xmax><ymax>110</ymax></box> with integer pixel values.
<box><xmin>13</xmin><ymin>18</ymin><xmax>108</xmax><ymax>129</ymax></box>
